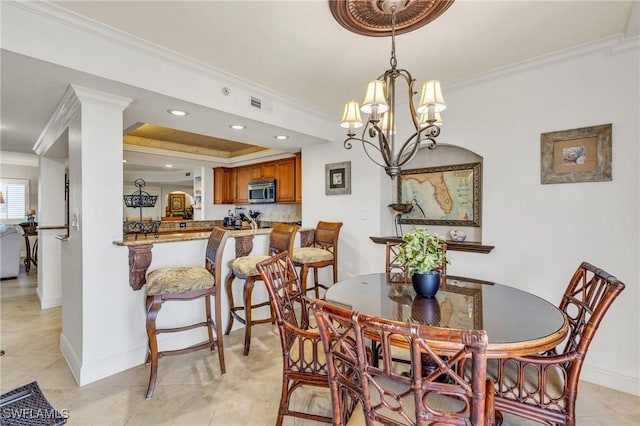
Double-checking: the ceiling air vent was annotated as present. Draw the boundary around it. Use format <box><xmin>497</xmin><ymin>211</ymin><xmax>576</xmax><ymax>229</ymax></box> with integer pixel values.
<box><xmin>250</xmin><ymin>96</ymin><xmax>262</xmax><ymax>109</ymax></box>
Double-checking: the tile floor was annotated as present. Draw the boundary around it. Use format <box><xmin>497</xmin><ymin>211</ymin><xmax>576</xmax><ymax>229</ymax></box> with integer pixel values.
<box><xmin>1</xmin><ymin>268</ymin><xmax>638</xmax><ymax>425</ymax></box>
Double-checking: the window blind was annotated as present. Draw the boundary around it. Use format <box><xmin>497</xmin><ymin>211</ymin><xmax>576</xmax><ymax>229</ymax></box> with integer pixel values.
<box><xmin>0</xmin><ymin>179</ymin><xmax>29</xmax><ymax>220</ymax></box>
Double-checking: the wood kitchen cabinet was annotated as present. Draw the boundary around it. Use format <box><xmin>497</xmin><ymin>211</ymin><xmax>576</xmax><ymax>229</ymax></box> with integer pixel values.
<box><xmin>213</xmin><ymin>167</ymin><xmax>236</xmax><ymax>204</ymax></box>
<box><xmin>275</xmin><ymin>157</ymin><xmax>296</xmax><ymax>203</ymax></box>
<box><xmin>235</xmin><ymin>166</ymin><xmax>251</xmax><ymax>204</ymax></box>
<box><xmin>213</xmin><ymin>154</ymin><xmax>302</xmax><ymax>205</ymax></box>
<box><xmin>251</xmin><ymin>162</ymin><xmax>275</xmax><ymax>180</ymax></box>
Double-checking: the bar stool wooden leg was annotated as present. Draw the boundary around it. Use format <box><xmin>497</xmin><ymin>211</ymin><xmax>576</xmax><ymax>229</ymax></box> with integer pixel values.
<box><xmin>224</xmin><ymin>273</ymin><xmax>237</xmax><ymax>335</ymax></box>
<box><xmin>242</xmin><ymin>277</ymin><xmax>256</xmax><ymax>356</ymax></box>
<box><xmin>212</xmin><ymin>294</ymin><xmax>226</xmax><ymax>373</ymax></box>
<box><xmin>313</xmin><ymin>267</ymin><xmax>320</xmax><ymax>298</ymax></box>
<box><xmin>205</xmin><ymin>294</ymin><xmax>215</xmax><ymax>349</ymax></box>
<box><xmin>145</xmin><ymin>295</ymin><xmax>162</xmax><ymax>399</ymax></box>
<box><xmin>299</xmin><ymin>264</ymin><xmax>310</xmax><ymax>296</ymax></box>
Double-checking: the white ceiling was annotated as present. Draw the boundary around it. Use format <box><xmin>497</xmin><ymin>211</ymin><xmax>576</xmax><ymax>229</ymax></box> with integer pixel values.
<box><xmin>1</xmin><ymin>1</ymin><xmax>637</xmax><ymax>183</ymax></box>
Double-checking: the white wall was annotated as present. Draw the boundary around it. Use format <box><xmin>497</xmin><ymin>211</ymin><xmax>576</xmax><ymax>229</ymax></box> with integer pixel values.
<box><xmin>303</xmin><ymin>39</ymin><xmax>639</xmax><ymax>395</ymax></box>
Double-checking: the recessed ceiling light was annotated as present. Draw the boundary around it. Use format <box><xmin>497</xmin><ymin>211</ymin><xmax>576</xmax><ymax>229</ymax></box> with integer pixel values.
<box><xmin>122</xmin><ymin>159</ymin><xmax>127</xmax><ymax>163</ymax></box>
<box><xmin>167</xmin><ymin>109</ymin><xmax>188</xmax><ymax>116</ymax></box>
<box><xmin>230</xmin><ymin>124</ymin><xmax>246</xmax><ymax>130</ymax></box>
<box><xmin>275</xmin><ymin>135</ymin><xmax>289</xmax><ymax>140</ymax></box>
<box><xmin>165</xmin><ymin>164</ymin><xmax>173</xmax><ymax>168</ymax></box>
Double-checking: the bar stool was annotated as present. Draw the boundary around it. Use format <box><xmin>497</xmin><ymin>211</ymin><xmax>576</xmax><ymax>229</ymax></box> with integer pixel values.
<box><xmin>144</xmin><ymin>227</ymin><xmax>230</xmax><ymax>399</ymax></box>
<box><xmin>291</xmin><ymin>221</ymin><xmax>342</xmax><ymax>298</ymax></box>
<box><xmin>225</xmin><ymin>223</ymin><xmax>299</xmax><ymax>355</ymax></box>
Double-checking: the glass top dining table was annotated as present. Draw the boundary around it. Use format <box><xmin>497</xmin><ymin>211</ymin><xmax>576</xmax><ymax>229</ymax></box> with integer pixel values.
<box><xmin>324</xmin><ymin>273</ymin><xmax>569</xmax><ymax>358</ymax></box>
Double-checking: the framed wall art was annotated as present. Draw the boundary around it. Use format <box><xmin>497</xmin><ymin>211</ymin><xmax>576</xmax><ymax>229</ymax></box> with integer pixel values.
<box><xmin>397</xmin><ymin>162</ymin><xmax>481</xmax><ymax>227</ymax></box>
<box><xmin>325</xmin><ymin>161</ymin><xmax>351</xmax><ymax>195</ymax></box>
<box><xmin>169</xmin><ymin>193</ymin><xmax>185</xmax><ymax>213</ymax></box>
<box><xmin>540</xmin><ymin>123</ymin><xmax>612</xmax><ymax>184</ymax></box>
<box><xmin>194</xmin><ymin>176</ymin><xmax>202</xmax><ymax>195</ymax></box>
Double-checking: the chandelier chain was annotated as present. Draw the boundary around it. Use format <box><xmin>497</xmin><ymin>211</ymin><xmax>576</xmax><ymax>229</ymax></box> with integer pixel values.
<box><xmin>339</xmin><ymin>2</ymin><xmax>447</xmax><ymax>178</ymax></box>
<box><xmin>390</xmin><ymin>7</ymin><xmax>398</xmax><ymax>69</ymax></box>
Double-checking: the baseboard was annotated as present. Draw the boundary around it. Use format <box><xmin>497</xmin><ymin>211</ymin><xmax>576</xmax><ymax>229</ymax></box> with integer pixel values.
<box><xmin>59</xmin><ymin>333</ymin><xmax>81</xmax><ymax>386</ymax></box>
<box><xmin>59</xmin><ymin>329</ymin><xmax>216</xmax><ymax>387</ymax></box>
<box><xmin>581</xmin><ymin>364</ymin><xmax>640</xmax><ymax>396</ymax></box>
<box><xmin>38</xmin><ymin>294</ymin><xmax>62</xmax><ymax>309</ymax></box>
<box><xmin>77</xmin><ymin>344</ymin><xmax>147</xmax><ymax>386</ymax></box>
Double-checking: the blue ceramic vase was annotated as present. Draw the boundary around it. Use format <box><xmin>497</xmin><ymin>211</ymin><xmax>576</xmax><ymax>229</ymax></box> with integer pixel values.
<box><xmin>411</xmin><ymin>271</ymin><xmax>441</xmax><ymax>298</ymax></box>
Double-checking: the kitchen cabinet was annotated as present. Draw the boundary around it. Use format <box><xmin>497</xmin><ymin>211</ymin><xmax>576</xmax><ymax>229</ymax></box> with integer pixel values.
<box><xmin>235</xmin><ymin>166</ymin><xmax>252</xmax><ymax>204</ymax></box>
<box><xmin>213</xmin><ymin>167</ymin><xmax>236</xmax><ymax>204</ymax></box>
<box><xmin>251</xmin><ymin>162</ymin><xmax>275</xmax><ymax>180</ymax></box>
<box><xmin>213</xmin><ymin>154</ymin><xmax>302</xmax><ymax>205</ymax></box>
<box><xmin>275</xmin><ymin>157</ymin><xmax>296</xmax><ymax>203</ymax></box>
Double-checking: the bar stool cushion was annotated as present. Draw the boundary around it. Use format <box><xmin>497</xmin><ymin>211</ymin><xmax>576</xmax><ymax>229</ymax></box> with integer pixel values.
<box><xmin>147</xmin><ymin>266</ymin><xmax>214</xmax><ymax>295</ymax></box>
<box><xmin>229</xmin><ymin>255</ymin><xmax>270</xmax><ymax>277</ymax></box>
<box><xmin>292</xmin><ymin>247</ymin><xmax>333</xmax><ymax>263</ymax></box>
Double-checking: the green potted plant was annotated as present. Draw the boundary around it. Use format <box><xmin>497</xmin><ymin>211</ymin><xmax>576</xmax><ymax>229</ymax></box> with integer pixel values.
<box><xmin>396</xmin><ymin>227</ymin><xmax>450</xmax><ymax>298</ymax></box>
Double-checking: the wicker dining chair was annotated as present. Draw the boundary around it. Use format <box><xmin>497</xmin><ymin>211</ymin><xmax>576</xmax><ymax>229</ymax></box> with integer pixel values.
<box><xmin>311</xmin><ymin>298</ymin><xmax>495</xmax><ymax>426</ymax></box>
<box><xmin>256</xmin><ymin>251</ymin><xmax>332</xmax><ymax>426</ymax></box>
<box><xmin>491</xmin><ymin>261</ymin><xmax>626</xmax><ymax>426</ymax></box>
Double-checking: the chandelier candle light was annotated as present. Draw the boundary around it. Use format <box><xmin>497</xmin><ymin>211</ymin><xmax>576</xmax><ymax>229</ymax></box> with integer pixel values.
<box><xmin>340</xmin><ymin>0</ymin><xmax>447</xmax><ymax>179</ymax></box>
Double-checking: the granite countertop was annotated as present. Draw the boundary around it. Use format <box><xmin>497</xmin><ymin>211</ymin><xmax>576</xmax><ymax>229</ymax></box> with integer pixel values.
<box><xmin>114</xmin><ymin>226</ymin><xmax>313</xmax><ymax>247</ymax></box>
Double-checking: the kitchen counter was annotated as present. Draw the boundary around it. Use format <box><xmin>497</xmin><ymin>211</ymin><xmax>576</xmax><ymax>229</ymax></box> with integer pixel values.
<box><xmin>113</xmin><ymin>228</ymin><xmax>275</xmax><ymax>247</ymax></box>
<box><xmin>114</xmin><ymin>226</ymin><xmax>314</xmax><ymax>290</ymax></box>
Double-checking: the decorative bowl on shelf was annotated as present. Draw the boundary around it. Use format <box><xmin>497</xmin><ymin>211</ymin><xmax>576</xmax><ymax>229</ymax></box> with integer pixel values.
<box><xmin>449</xmin><ymin>230</ymin><xmax>467</xmax><ymax>242</ymax></box>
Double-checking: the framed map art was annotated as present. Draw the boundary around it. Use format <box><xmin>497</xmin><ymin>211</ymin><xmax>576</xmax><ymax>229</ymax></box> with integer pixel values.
<box><xmin>397</xmin><ymin>162</ymin><xmax>481</xmax><ymax>227</ymax></box>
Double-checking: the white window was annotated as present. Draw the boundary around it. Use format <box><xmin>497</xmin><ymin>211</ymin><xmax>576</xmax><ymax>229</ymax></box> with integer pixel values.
<box><xmin>0</xmin><ymin>179</ymin><xmax>30</xmax><ymax>221</ymax></box>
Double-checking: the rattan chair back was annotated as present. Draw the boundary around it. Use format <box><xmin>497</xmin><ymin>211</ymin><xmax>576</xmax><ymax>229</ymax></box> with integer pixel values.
<box><xmin>312</xmin><ymin>299</ymin><xmax>494</xmax><ymax>426</ymax></box>
<box><xmin>493</xmin><ymin>261</ymin><xmax>626</xmax><ymax>425</ymax></box>
<box><xmin>256</xmin><ymin>251</ymin><xmax>331</xmax><ymax>426</ymax></box>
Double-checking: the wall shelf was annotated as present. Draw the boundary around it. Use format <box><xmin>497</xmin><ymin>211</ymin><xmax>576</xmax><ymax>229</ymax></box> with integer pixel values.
<box><xmin>369</xmin><ymin>236</ymin><xmax>494</xmax><ymax>254</ymax></box>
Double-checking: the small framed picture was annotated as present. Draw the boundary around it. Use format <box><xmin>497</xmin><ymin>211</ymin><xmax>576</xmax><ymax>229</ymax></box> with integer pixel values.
<box><xmin>541</xmin><ymin>124</ymin><xmax>612</xmax><ymax>184</ymax></box>
<box><xmin>325</xmin><ymin>161</ymin><xmax>351</xmax><ymax>195</ymax></box>
<box><xmin>169</xmin><ymin>193</ymin><xmax>185</xmax><ymax>212</ymax></box>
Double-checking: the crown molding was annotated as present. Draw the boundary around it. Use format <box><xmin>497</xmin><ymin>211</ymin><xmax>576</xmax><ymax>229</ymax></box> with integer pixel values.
<box><xmin>32</xmin><ymin>85</ymin><xmax>133</xmax><ymax>156</ymax></box>
<box><xmin>4</xmin><ymin>0</ymin><xmax>331</xmax><ymax>121</ymax></box>
<box><xmin>0</xmin><ymin>151</ymin><xmax>40</xmax><ymax>167</ymax></box>
<box><xmin>445</xmin><ymin>34</ymin><xmax>639</xmax><ymax>91</ymax></box>
<box><xmin>32</xmin><ymin>85</ymin><xmax>80</xmax><ymax>156</ymax></box>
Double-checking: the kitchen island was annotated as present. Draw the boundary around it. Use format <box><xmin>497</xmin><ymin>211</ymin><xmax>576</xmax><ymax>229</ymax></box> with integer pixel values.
<box><xmin>114</xmin><ymin>225</ymin><xmax>313</xmax><ymax>335</ymax></box>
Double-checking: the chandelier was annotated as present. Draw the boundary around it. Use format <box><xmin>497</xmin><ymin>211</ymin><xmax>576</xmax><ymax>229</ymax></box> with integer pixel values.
<box><xmin>337</xmin><ymin>0</ymin><xmax>449</xmax><ymax>179</ymax></box>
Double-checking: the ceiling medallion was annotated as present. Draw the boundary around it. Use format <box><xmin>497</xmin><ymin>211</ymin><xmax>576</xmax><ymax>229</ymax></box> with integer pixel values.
<box><xmin>329</xmin><ymin>0</ymin><xmax>455</xmax><ymax>37</ymax></box>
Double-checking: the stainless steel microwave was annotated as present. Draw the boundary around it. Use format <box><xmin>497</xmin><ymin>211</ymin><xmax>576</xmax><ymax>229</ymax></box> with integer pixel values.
<box><xmin>248</xmin><ymin>179</ymin><xmax>276</xmax><ymax>204</ymax></box>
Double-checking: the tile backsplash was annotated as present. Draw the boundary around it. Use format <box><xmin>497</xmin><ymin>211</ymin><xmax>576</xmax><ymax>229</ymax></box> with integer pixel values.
<box><xmin>237</xmin><ymin>204</ymin><xmax>301</xmax><ymax>223</ymax></box>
